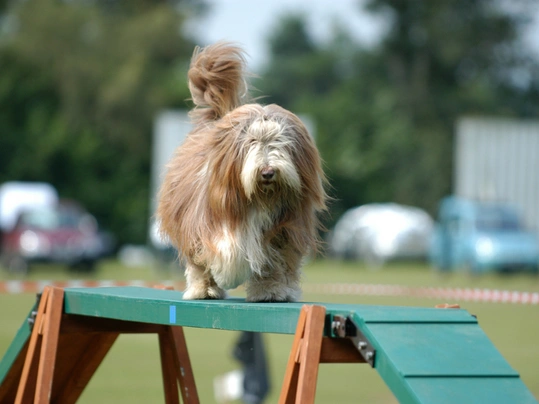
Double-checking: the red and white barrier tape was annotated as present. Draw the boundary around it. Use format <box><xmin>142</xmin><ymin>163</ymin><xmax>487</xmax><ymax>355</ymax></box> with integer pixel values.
<box><xmin>0</xmin><ymin>280</ymin><xmax>537</xmax><ymax>304</ymax></box>
<box><xmin>0</xmin><ymin>280</ymin><xmax>185</xmax><ymax>294</ymax></box>
<box><xmin>303</xmin><ymin>283</ymin><xmax>539</xmax><ymax>305</ymax></box>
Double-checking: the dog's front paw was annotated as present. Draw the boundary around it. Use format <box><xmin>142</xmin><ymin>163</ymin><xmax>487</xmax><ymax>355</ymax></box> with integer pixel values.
<box><xmin>183</xmin><ymin>284</ymin><xmax>227</xmax><ymax>300</ymax></box>
<box><xmin>245</xmin><ymin>287</ymin><xmax>300</xmax><ymax>303</ymax></box>
<box><xmin>246</xmin><ymin>296</ymin><xmax>290</xmax><ymax>303</ymax></box>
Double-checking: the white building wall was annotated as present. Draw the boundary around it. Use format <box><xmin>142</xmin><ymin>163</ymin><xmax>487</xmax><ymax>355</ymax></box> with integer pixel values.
<box><xmin>456</xmin><ymin>117</ymin><xmax>539</xmax><ymax>237</ymax></box>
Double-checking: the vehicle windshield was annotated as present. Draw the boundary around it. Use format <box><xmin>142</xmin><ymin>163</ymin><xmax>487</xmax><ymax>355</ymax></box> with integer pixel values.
<box><xmin>19</xmin><ymin>208</ymin><xmax>81</xmax><ymax>230</ymax></box>
<box><xmin>475</xmin><ymin>205</ymin><xmax>520</xmax><ymax>231</ymax></box>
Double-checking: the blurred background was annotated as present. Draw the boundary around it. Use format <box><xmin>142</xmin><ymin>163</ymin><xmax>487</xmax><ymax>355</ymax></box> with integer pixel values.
<box><xmin>1</xmin><ymin>0</ymin><xmax>539</xmax><ymax>402</ymax></box>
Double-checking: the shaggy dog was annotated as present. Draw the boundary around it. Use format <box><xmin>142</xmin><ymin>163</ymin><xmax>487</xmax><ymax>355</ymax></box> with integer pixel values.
<box><xmin>157</xmin><ymin>43</ymin><xmax>327</xmax><ymax>302</ymax></box>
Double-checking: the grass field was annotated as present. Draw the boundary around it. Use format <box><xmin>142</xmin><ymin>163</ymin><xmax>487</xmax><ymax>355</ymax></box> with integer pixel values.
<box><xmin>1</xmin><ymin>259</ymin><xmax>538</xmax><ymax>403</ymax></box>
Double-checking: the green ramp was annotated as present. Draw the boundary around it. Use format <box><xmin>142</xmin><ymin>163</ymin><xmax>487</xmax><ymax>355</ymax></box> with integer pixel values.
<box><xmin>0</xmin><ymin>286</ymin><xmax>537</xmax><ymax>403</ymax></box>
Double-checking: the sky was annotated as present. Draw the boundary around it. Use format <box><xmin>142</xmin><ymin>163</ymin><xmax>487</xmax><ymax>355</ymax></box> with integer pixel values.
<box><xmin>186</xmin><ymin>0</ymin><xmax>387</xmax><ymax>71</ymax></box>
<box><xmin>187</xmin><ymin>0</ymin><xmax>539</xmax><ymax>72</ymax></box>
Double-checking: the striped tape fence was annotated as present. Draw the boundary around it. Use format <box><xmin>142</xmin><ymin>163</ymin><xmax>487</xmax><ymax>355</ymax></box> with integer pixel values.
<box><xmin>0</xmin><ymin>280</ymin><xmax>538</xmax><ymax>305</ymax></box>
<box><xmin>0</xmin><ymin>280</ymin><xmax>185</xmax><ymax>295</ymax></box>
<box><xmin>303</xmin><ymin>283</ymin><xmax>539</xmax><ymax>305</ymax></box>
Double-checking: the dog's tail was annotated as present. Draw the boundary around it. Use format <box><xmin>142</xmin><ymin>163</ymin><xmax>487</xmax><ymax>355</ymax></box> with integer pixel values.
<box><xmin>188</xmin><ymin>42</ymin><xmax>247</xmax><ymax>122</ymax></box>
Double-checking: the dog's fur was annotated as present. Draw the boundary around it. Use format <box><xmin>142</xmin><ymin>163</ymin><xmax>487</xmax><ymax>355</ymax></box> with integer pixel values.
<box><xmin>157</xmin><ymin>43</ymin><xmax>327</xmax><ymax>302</ymax></box>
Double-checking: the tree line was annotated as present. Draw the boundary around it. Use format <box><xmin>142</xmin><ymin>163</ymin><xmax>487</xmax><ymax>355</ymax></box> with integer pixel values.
<box><xmin>1</xmin><ymin>0</ymin><xmax>538</xmax><ymax>245</ymax></box>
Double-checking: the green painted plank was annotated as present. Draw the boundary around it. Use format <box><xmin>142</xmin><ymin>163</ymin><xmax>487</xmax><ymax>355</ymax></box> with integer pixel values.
<box><xmin>62</xmin><ymin>287</ymin><xmax>476</xmax><ymax>336</ymax></box>
<box><xmin>0</xmin><ymin>306</ymin><xmax>34</xmax><ymax>386</ymax></box>
<box><xmin>406</xmin><ymin>377</ymin><xmax>538</xmax><ymax>404</ymax></box>
<box><xmin>313</xmin><ymin>303</ymin><xmax>477</xmax><ymax>324</ymax></box>
<box><xmin>63</xmin><ymin>288</ymin><xmax>303</xmax><ymax>334</ymax></box>
<box><xmin>354</xmin><ymin>319</ymin><xmax>528</xmax><ymax>404</ymax></box>
<box><xmin>361</xmin><ymin>323</ymin><xmax>518</xmax><ymax>377</ymax></box>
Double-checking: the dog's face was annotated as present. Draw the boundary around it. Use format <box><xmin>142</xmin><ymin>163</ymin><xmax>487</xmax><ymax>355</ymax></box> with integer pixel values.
<box><xmin>207</xmin><ymin>104</ymin><xmax>324</xmax><ymax>213</ymax></box>
<box><xmin>240</xmin><ymin>114</ymin><xmax>301</xmax><ymax>200</ymax></box>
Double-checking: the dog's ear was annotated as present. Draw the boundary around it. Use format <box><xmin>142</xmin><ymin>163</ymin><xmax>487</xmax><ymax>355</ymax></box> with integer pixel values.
<box><xmin>263</xmin><ymin>104</ymin><xmax>328</xmax><ymax>212</ymax></box>
<box><xmin>188</xmin><ymin>42</ymin><xmax>247</xmax><ymax>122</ymax></box>
<box><xmin>207</xmin><ymin>148</ymin><xmax>247</xmax><ymax>230</ymax></box>
<box><xmin>292</xmin><ymin>125</ymin><xmax>328</xmax><ymax>212</ymax></box>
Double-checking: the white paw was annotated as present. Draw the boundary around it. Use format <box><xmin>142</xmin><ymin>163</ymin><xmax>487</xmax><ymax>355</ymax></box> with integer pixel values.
<box><xmin>183</xmin><ymin>284</ymin><xmax>227</xmax><ymax>300</ymax></box>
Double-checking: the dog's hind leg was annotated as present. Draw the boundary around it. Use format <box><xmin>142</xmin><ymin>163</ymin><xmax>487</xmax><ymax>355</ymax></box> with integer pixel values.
<box><xmin>182</xmin><ymin>263</ymin><xmax>227</xmax><ymax>300</ymax></box>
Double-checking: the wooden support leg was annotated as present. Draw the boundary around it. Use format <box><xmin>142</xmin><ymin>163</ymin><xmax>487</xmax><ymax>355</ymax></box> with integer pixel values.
<box><xmin>279</xmin><ymin>305</ymin><xmax>326</xmax><ymax>404</ymax></box>
<box><xmin>35</xmin><ymin>287</ymin><xmax>64</xmax><ymax>403</ymax></box>
<box><xmin>279</xmin><ymin>305</ymin><xmax>307</xmax><ymax>403</ymax></box>
<box><xmin>168</xmin><ymin>326</ymin><xmax>199</xmax><ymax>404</ymax></box>
<box><xmin>155</xmin><ymin>284</ymin><xmax>199</xmax><ymax>404</ymax></box>
<box><xmin>15</xmin><ymin>288</ymin><xmax>50</xmax><ymax>404</ymax></box>
<box><xmin>15</xmin><ymin>286</ymin><xmax>65</xmax><ymax>404</ymax></box>
<box><xmin>159</xmin><ymin>329</ymin><xmax>181</xmax><ymax>404</ymax></box>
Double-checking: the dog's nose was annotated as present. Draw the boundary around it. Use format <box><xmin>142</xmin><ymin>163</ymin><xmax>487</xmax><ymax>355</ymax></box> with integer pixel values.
<box><xmin>261</xmin><ymin>168</ymin><xmax>275</xmax><ymax>180</ymax></box>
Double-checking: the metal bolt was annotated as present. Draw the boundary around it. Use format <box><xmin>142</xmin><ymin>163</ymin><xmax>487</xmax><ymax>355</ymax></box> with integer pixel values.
<box><xmin>358</xmin><ymin>341</ymin><xmax>367</xmax><ymax>350</ymax></box>
<box><xmin>366</xmin><ymin>352</ymin><xmax>374</xmax><ymax>360</ymax></box>
<box><xmin>27</xmin><ymin>311</ymin><xmax>37</xmax><ymax>327</ymax></box>
<box><xmin>332</xmin><ymin>319</ymin><xmax>346</xmax><ymax>337</ymax></box>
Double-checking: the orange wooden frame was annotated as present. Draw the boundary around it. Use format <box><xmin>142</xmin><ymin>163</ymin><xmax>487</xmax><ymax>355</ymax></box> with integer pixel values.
<box><xmin>13</xmin><ymin>286</ymin><xmax>199</xmax><ymax>404</ymax></box>
<box><xmin>278</xmin><ymin>305</ymin><xmax>366</xmax><ymax>404</ymax></box>
<box><xmin>10</xmin><ymin>288</ymin><xmax>364</xmax><ymax>404</ymax></box>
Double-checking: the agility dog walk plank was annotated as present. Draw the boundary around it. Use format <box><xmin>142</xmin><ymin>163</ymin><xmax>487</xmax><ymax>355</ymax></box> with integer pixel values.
<box><xmin>0</xmin><ymin>286</ymin><xmax>536</xmax><ymax>403</ymax></box>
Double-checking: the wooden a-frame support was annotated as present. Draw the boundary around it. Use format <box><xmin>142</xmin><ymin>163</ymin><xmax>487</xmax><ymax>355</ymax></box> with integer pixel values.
<box><xmin>14</xmin><ymin>285</ymin><xmax>199</xmax><ymax>404</ymax></box>
<box><xmin>279</xmin><ymin>305</ymin><xmax>366</xmax><ymax>404</ymax></box>
<box><xmin>13</xmin><ymin>287</ymin><xmax>365</xmax><ymax>404</ymax></box>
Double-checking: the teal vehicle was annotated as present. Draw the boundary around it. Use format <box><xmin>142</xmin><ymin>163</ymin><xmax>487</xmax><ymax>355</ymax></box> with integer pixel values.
<box><xmin>429</xmin><ymin>196</ymin><xmax>539</xmax><ymax>274</ymax></box>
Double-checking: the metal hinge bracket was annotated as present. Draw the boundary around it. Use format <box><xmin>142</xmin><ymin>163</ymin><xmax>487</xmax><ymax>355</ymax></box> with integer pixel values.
<box><xmin>330</xmin><ymin>314</ymin><xmax>376</xmax><ymax>367</ymax></box>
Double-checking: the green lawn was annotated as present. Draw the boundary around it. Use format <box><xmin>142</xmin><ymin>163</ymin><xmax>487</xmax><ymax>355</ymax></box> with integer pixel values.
<box><xmin>1</xmin><ymin>259</ymin><xmax>538</xmax><ymax>403</ymax></box>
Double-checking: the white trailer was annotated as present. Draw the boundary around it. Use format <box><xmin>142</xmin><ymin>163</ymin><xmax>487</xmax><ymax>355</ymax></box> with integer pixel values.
<box><xmin>455</xmin><ymin>117</ymin><xmax>539</xmax><ymax>239</ymax></box>
<box><xmin>149</xmin><ymin>110</ymin><xmax>191</xmax><ymax>249</ymax></box>
<box><xmin>0</xmin><ymin>182</ymin><xmax>58</xmax><ymax>233</ymax></box>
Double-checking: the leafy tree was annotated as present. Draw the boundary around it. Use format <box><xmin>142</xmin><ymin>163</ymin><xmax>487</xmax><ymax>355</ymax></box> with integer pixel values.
<box><xmin>259</xmin><ymin>2</ymin><xmax>539</xmax><ymax>224</ymax></box>
<box><xmin>0</xmin><ymin>0</ymin><xmax>199</xmax><ymax>244</ymax></box>
<box><xmin>360</xmin><ymin>0</ymin><xmax>539</xmax><ymax>210</ymax></box>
